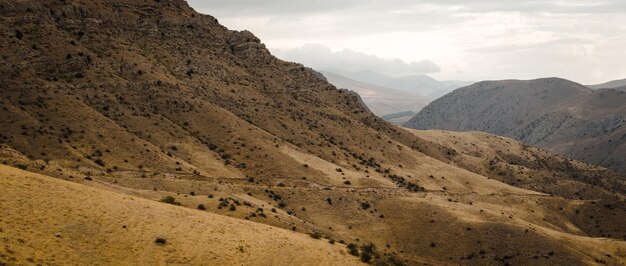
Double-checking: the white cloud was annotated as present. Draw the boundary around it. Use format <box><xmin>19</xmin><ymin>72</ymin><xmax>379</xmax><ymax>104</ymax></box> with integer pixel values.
<box><xmin>272</xmin><ymin>44</ymin><xmax>440</xmax><ymax>76</ymax></box>
<box><xmin>190</xmin><ymin>1</ymin><xmax>626</xmax><ymax>84</ymax></box>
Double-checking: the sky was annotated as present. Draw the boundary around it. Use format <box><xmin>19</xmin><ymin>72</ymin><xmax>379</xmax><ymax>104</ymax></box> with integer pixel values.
<box><xmin>188</xmin><ymin>0</ymin><xmax>626</xmax><ymax>84</ymax></box>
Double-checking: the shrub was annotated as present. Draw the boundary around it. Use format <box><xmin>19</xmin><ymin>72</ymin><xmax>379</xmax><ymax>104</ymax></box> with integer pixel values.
<box><xmin>161</xmin><ymin>196</ymin><xmax>180</xmax><ymax>205</ymax></box>
<box><xmin>347</xmin><ymin>243</ymin><xmax>359</xmax><ymax>256</ymax></box>
<box><xmin>94</xmin><ymin>159</ymin><xmax>105</xmax><ymax>166</ymax></box>
<box><xmin>155</xmin><ymin>237</ymin><xmax>167</xmax><ymax>245</ymax></box>
<box><xmin>229</xmin><ymin>204</ymin><xmax>237</xmax><ymax>211</ymax></box>
<box><xmin>360</xmin><ymin>243</ymin><xmax>376</xmax><ymax>263</ymax></box>
<box><xmin>360</xmin><ymin>252</ymin><xmax>372</xmax><ymax>263</ymax></box>
<box><xmin>310</xmin><ymin>231</ymin><xmax>322</xmax><ymax>239</ymax></box>
<box><xmin>197</xmin><ymin>204</ymin><xmax>206</xmax><ymax>210</ymax></box>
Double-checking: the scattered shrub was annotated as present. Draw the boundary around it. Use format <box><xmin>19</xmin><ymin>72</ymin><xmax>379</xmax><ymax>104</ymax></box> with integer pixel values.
<box><xmin>161</xmin><ymin>196</ymin><xmax>180</xmax><ymax>205</ymax></box>
<box><xmin>94</xmin><ymin>159</ymin><xmax>105</xmax><ymax>167</ymax></box>
<box><xmin>310</xmin><ymin>231</ymin><xmax>322</xmax><ymax>239</ymax></box>
<box><xmin>347</xmin><ymin>243</ymin><xmax>359</xmax><ymax>256</ymax></box>
<box><xmin>155</xmin><ymin>237</ymin><xmax>167</xmax><ymax>245</ymax></box>
<box><xmin>197</xmin><ymin>204</ymin><xmax>206</xmax><ymax>210</ymax></box>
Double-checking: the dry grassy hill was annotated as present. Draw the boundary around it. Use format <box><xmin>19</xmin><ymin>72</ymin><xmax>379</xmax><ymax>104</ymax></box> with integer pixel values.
<box><xmin>0</xmin><ymin>164</ymin><xmax>362</xmax><ymax>265</ymax></box>
<box><xmin>1</xmin><ymin>0</ymin><xmax>625</xmax><ymax>265</ymax></box>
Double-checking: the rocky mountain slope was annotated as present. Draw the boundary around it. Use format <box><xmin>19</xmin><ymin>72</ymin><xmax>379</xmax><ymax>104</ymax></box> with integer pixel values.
<box><xmin>405</xmin><ymin>78</ymin><xmax>626</xmax><ymax>174</ymax></box>
<box><xmin>1</xmin><ymin>1</ymin><xmax>625</xmax><ymax>265</ymax></box>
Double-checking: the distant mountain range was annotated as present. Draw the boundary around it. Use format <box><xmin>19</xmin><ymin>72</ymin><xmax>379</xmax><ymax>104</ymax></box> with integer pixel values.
<box><xmin>588</xmin><ymin>78</ymin><xmax>626</xmax><ymax>90</ymax></box>
<box><xmin>328</xmin><ymin>70</ymin><xmax>472</xmax><ymax>99</ymax></box>
<box><xmin>405</xmin><ymin>77</ymin><xmax>626</xmax><ymax>174</ymax></box>
<box><xmin>320</xmin><ymin>70</ymin><xmax>472</xmax><ymax>124</ymax></box>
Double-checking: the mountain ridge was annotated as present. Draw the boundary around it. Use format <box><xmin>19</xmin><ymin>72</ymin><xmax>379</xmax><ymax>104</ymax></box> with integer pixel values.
<box><xmin>405</xmin><ymin>77</ymin><xmax>626</xmax><ymax>174</ymax></box>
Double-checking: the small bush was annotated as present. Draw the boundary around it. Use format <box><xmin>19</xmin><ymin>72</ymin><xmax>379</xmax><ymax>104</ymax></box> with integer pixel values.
<box><xmin>347</xmin><ymin>243</ymin><xmax>359</xmax><ymax>256</ymax></box>
<box><xmin>360</xmin><ymin>252</ymin><xmax>372</xmax><ymax>262</ymax></box>
<box><xmin>155</xmin><ymin>237</ymin><xmax>166</xmax><ymax>245</ymax></box>
<box><xmin>197</xmin><ymin>204</ymin><xmax>206</xmax><ymax>210</ymax></box>
<box><xmin>360</xmin><ymin>243</ymin><xmax>376</xmax><ymax>263</ymax></box>
<box><xmin>310</xmin><ymin>231</ymin><xmax>322</xmax><ymax>239</ymax></box>
<box><xmin>161</xmin><ymin>196</ymin><xmax>180</xmax><ymax>205</ymax></box>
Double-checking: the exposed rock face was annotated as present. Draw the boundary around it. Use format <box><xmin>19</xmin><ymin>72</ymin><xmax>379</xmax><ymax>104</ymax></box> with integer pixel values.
<box><xmin>405</xmin><ymin>78</ymin><xmax>626</xmax><ymax>173</ymax></box>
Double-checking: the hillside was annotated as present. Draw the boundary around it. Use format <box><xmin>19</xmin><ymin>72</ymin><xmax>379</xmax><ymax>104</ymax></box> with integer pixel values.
<box><xmin>320</xmin><ymin>71</ymin><xmax>430</xmax><ymax>118</ymax></box>
<box><xmin>588</xmin><ymin>78</ymin><xmax>626</xmax><ymax>90</ymax></box>
<box><xmin>0</xmin><ymin>164</ymin><xmax>361</xmax><ymax>265</ymax></box>
<box><xmin>1</xmin><ymin>1</ymin><xmax>625</xmax><ymax>265</ymax></box>
<box><xmin>405</xmin><ymin>78</ymin><xmax>626</xmax><ymax>174</ymax></box>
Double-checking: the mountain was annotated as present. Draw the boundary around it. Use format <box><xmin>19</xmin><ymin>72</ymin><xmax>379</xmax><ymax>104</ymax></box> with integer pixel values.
<box><xmin>1</xmin><ymin>1</ymin><xmax>625</xmax><ymax>265</ymax></box>
<box><xmin>381</xmin><ymin>111</ymin><xmax>417</xmax><ymax>125</ymax></box>
<box><xmin>588</xmin><ymin>78</ymin><xmax>626</xmax><ymax>90</ymax></box>
<box><xmin>320</xmin><ymin>71</ymin><xmax>430</xmax><ymax>118</ymax></box>
<box><xmin>331</xmin><ymin>70</ymin><xmax>454</xmax><ymax>98</ymax></box>
<box><xmin>405</xmin><ymin>78</ymin><xmax>626</xmax><ymax>174</ymax></box>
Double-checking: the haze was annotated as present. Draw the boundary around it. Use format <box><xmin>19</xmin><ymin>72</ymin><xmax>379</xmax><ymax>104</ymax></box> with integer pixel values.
<box><xmin>189</xmin><ymin>0</ymin><xmax>626</xmax><ymax>84</ymax></box>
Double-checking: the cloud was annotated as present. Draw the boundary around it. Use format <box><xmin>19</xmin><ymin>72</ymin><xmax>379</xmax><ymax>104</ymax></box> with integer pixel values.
<box><xmin>189</xmin><ymin>1</ymin><xmax>626</xmax><ymax>84</ymax></box>
<box><xmin>272</xmin><ymin>44</ymin><xmax>440</xmax><ymax>76</ymax></box>
<box><xmin>190</xmin><ymin>0</ymin><xmax>626</xmax><ymax>16</ymax></box>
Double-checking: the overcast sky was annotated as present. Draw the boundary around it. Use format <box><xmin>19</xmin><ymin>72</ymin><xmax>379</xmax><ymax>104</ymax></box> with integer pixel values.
<box><xmin>189</xmin><ymin>0</ymin><xmax>626</xmax><ymax>84</ymax></box>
